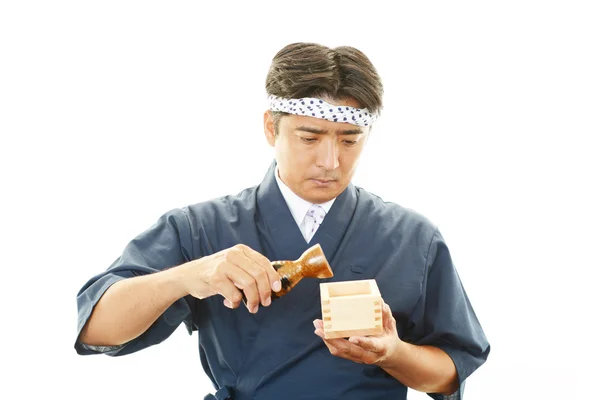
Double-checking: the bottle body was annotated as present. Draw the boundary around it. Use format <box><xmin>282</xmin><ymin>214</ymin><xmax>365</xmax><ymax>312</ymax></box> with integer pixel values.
<box><xmin>242</xmin><ymin>244</ymin><xmax>333</xmax><ymax>305</ymax></box>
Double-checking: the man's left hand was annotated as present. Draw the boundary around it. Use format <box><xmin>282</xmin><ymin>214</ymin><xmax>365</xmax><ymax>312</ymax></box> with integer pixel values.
<box><xmin>313</xmin><ymin>300</ymin><xmax>400</xmax><ymax>366</ymax></box>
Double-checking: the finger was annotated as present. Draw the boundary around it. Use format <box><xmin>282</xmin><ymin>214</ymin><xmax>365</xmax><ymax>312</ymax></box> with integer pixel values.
<box><xmin>311</xmin><ymin>323</ymin><xmax>363</xmax><ymax>362</ymax></box>
<box><xmin>222</xmin><ymin>263</ymin><xmax>260</xmax><ymax>313</ymax></box>
<box><xmin>228</xmin><ymin>248</ymin><xmax>272</xmax><ymax>307</ymax></box>
<box><xmin>313</xmin><ymin>321</ymin><xmax>362</xmax><ymax>355</ymax></box>
<box><xmin>238</xmin><ymin>244</ymin><xmax>282</xmax><ymax>292</ymax></box>
<box><xmin>322</xmin><ymin>338</ymin><xmax>366</xmax><ymax>363</ymax></box>
<box><xmin>348</xmin><ymin>336</ymin><xmax>382</xmax><ymax>353</ymax></box>
<box><xmin>381</xmin><ymin>301</ymin><xmax>397</xmax><ymax>332</ymax></box>
<box><xmin>313</xmin><ymin>320</ymin><xmax>325</xmax><ymax>341</ymax></box>
<box><xmin>212</xmin><ymin>278</ymin><xmax>243</xmax><ymax>310</ymax></box>
<box><xmin>229</xmin><ymin>251</ymin><xmax>270</xmax><ymax>306</ymax></box>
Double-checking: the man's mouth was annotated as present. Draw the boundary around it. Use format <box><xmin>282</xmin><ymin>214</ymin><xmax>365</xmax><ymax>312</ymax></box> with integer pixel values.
<box><xmin>310</xmin><ymin>178</ymin><xmax>337</xmax><ymax>186</ymax></box>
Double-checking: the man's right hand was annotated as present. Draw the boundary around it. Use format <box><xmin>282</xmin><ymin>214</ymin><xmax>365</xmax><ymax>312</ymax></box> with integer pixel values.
<box><xmin>78</xmin><ymin>243</ymin><xmax>280</xmax><ymax>347</ymax></box>
<box><xmin>179</xmin><ymin>244</ymin><xmax>282</xmax><ymax>313</ymax></box>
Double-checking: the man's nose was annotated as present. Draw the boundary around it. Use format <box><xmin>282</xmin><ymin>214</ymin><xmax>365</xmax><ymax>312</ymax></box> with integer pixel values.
<box><xmin>316</xmin><ymin>138</ymin><xmax>339</xmax><ymax>171</ymax></box>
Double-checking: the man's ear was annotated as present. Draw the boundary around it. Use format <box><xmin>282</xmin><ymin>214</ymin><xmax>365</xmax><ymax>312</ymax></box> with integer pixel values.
<box><xmin>264</xmin><ymin>111</ymin><xmax>276</xmax><ymax>147</ymax></box>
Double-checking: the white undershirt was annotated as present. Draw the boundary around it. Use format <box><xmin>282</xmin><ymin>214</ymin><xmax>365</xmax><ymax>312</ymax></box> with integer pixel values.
<box><xmin>274</xmin><ymin>167</ymin><xmax>335</xmax><ymax>242</ymax></box>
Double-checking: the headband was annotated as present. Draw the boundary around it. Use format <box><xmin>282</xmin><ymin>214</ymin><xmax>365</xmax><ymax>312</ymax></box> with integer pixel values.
<box><xmin>268</xmin><ymin>95</ymin><xmax>377</xmax><ymax>127</ymax></box>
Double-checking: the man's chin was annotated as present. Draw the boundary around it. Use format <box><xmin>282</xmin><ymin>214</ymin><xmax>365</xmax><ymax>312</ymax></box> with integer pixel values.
<box><xmin>302</xmin><ymin>184</ymin><xmax>343</xmax><ymax>203</ymax></box>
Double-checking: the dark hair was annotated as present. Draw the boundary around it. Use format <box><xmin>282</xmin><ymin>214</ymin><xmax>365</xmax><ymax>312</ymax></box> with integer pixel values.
<box><xmin>265</xmin><ymin>42</ymin><xmax>383</xmax><ymax>132</ymax></box>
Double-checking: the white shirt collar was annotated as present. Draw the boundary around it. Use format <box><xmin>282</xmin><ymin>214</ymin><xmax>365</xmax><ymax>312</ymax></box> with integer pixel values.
<box><xmin>274</xmin><ymin>166</ymin><xmax>336</xmax><ymax>227</ymax></box>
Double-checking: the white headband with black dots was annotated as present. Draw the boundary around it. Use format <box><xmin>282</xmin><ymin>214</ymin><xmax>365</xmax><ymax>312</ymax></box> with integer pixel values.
<box><xmin>268</xmin><ymin>95</ymin><xmax>377</xmax><ymax>127</ymax></box>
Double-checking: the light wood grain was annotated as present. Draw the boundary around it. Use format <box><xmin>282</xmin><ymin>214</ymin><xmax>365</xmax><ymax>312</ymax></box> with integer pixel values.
<box><xmin>320</xmin><ymin>279</ymin><xmax>383</xmax><ymax>339</ymax></box>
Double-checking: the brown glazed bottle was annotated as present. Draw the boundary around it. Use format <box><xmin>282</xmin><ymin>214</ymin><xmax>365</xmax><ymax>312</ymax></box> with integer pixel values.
<box><xmin>271</xmin><ymin>243</ymin><xmax>334</xmax><ymax>298</ymax></box>
<box><xmin>242</xmin><ymin>243</ymin><xmax>334</xmax><ymax>305</ymax></box>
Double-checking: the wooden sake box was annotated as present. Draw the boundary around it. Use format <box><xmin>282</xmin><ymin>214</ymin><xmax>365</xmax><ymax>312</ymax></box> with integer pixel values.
<box><xmin>320</xmin><ymin>279</ymin><xmax>383</xmax><ymax>339</ymax></box>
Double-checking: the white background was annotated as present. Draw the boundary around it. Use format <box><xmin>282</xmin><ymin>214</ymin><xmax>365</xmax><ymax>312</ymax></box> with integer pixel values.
<box><xmin>1</xmin><ymin>1</ymin><xmax>598</xmax><ymax>399</ymax></box>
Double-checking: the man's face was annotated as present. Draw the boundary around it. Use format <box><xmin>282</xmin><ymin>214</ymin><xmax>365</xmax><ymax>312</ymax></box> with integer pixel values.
<box><xmin>264</xmin><ymin>97</ymin><xmax>370</xmax><ymax>204</ymax></box>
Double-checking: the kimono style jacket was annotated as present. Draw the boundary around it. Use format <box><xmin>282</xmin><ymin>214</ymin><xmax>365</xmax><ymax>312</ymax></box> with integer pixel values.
<box><xmin>75</xmin><ymin>161</ymin><xmax>490</xmax><ymax>400</ymax></box>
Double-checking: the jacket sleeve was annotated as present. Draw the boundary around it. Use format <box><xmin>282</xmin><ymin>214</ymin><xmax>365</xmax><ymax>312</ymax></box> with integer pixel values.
<box><xmin>404</xmin><ymin>229</ymin><xmax>491</xmax><ymax>399</ymax></box>
<box><xmin>74</xmin><ymin>207</ymin><xmax>198</xmax><ymax>357</ymax></box>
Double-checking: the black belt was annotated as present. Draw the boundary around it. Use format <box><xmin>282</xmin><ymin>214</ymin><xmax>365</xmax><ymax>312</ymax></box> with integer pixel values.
<box><xmin>204</xmin><ymin>386</ymin><xmax>233</xmax><ymax>400</ymax></box>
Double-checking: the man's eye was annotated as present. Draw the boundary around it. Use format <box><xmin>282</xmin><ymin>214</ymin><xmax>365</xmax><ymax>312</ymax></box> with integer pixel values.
<box><xmin>343</xmin><ymin>140</ymin><xmax>358</xmax><ymax>146</ymax></box>
<box><xmin>301</xmin><ymin>137</ymin><xmax>317</xmax><ymax>143</ymax></box>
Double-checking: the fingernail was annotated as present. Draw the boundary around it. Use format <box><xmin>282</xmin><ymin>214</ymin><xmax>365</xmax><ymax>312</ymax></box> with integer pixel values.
<box><xmin>252</xmin><ymin>305</ymin><xmax>258</xmax><ymax>313</ymax></box>
<box><xmin>224</xmin><ymin>299</ymin><xmax>232</xmax><ymax>308</ymax></box>
<box><xmin>265</xmin><ymin>297</ymin><xmax>271</xmax><ymax>306</ymax></box>
<box><xmin>272</xmin><ymin>280</ymin><xmax>281</xmax><ymax>292</ymax></box>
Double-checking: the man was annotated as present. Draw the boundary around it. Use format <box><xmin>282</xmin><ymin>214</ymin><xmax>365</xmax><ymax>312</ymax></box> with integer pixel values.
<box><xmin>75</xmin><ymin>42</ymin><xmax>490</xmax><ymax>400</ymax></box>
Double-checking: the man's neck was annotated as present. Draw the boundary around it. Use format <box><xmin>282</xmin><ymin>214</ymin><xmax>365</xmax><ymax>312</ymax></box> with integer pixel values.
<box><xmin>274</xmin><ymin>167</ymin><xmax>336</xmax><ymax>227</ymax></box>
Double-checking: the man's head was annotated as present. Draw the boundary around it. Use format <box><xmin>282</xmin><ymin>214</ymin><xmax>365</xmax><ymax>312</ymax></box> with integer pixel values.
<box><xmin>263</xmin><ymin>42</ymin><xmax>383</xmax><ymax>204</ymax></box>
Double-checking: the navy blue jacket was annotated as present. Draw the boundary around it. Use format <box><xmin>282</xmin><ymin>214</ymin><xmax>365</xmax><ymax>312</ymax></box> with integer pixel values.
<box><xmin>75</xmin><ymin>162</ymin><xmax>490</xmax><ymax>400</ymax></box>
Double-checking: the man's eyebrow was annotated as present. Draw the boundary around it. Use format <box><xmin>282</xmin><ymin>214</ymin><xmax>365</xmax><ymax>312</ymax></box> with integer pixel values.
<box><xmin>295</xmin><ymin>126</ymin><xmax>363</xmax><ymax>135</ymax></box>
